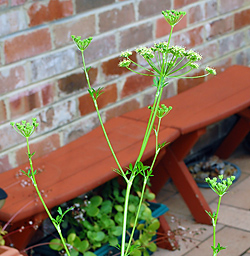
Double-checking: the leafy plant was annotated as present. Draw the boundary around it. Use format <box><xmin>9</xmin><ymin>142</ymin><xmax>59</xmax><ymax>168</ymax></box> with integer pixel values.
<box><xmin>49</xmin><ymin>179</ymin><xmax>159</xmax><ymax>256</ymax></box>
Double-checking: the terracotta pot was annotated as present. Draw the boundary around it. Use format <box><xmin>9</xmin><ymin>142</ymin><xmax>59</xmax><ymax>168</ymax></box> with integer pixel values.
<box><xmin>0</xmin><ymin>246</ymin><xmax>22</xmax><ymax>256</ymax></box>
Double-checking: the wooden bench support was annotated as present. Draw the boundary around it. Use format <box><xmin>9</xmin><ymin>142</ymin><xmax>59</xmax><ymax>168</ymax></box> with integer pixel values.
<box><xmin>215</xmin><ymin>109</ymin><xmax>250</xmax><ymax>159</ymax></box>
<box><xmin>163</xmin><ymin>147</ymin><xmax>211</xmax><ymax>224</ymax></box>
<box><xmin>5</xmin><ymin>212</ymin><xmax>45</xmax><ymax>250</ymax></box>
<box><xmin>151</xmin><ymin>129</ymin><xmax>211</xmax><ymax>224</ymax></box>
<box><xmin>156</xmin><ymin>215</ymin><xmax>179</xmax><ymax>250</ymax></box>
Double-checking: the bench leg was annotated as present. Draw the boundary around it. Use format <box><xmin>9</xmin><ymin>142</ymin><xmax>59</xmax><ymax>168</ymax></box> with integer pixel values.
<box><xmin>151</xmin><ymin>129</ymin><xmax>212</xmax><ymax>224</ymax></box>
<box><xmin>6</xmin><ymin>213</ymin><xmax>46</xmax><ymax>251</ymax></box>
<box><xmin>156</xmin><ymin>215</ymin><xmax>179</xmax><ymax>251</ymax></box>
<box><xmin>163</xmin><ymin>147</ymin><xmax>212</xmax><ymax>224</ymax></box>
<box><xmin>146</xmin><ymin>184</ymin><xmax>179</xmax><ymax>251</ymax></box>
<box><xmin>215</xmin><ymin>114</ymin><xmax>250</xmax><ymax>159</ymax></box>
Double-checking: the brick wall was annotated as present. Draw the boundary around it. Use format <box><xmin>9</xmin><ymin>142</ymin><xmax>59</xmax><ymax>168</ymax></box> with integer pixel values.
<box><xmin>0</xmin><ymin>0</ymin><xmax>250</xmax><ymax>172</ymax></box>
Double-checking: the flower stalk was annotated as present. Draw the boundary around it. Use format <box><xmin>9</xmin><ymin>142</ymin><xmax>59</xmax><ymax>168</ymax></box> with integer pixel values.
<box><xmin>10</xmin><ymin>120</ymin><xmax>72</xmax><ymax>256</ymax></box>
<box><xmin>205</xmin><ymin>175</ymin><xmax>235</xmax><ymax>256</ymax></box>
<box><xmin>72</xmin><ymin>9</ymin><xmax>216</xmax><ymax>256</ymax></box>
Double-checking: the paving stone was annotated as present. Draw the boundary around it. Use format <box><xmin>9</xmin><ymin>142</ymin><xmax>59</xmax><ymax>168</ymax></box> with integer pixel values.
<box><xmin>210</xmin><ymin>202</ymin><xmax>250</xmax><ymax>231</ymax></box>
<box><xmin>184</xmin><ymin>226</ymin><xmax>250</xmax><ymax>256</ymax></box>
<box><xmin>219</xmin><ymin>175</ymin><xmax>250</xmax><ymax>210</ymax></box>
<box><xmin>160</xmin><ymin>193</ymin><xmax>192</xmax><ymax>218</ymax></box>
<box><xmin>154</xmin><ymin>238</ymin><xmax>199</xmax><ymax>256</ymax></box>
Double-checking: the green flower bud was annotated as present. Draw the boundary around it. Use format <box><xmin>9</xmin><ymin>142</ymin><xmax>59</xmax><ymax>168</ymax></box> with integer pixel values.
<box><xmin>206</xmin><ymin>67</ymin><xmax>216</xmax><ymax>75</ymax></box>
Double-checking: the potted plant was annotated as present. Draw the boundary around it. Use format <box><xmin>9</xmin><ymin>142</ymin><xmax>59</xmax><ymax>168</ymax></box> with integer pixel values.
<box><xmin>30</xmin><ymin>178</ymin><xmax>168</xmax><ymax>256</ymax></box>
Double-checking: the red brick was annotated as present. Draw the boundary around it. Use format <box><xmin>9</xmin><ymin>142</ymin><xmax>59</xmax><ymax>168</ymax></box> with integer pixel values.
<box><xmin>41</xmin><ymin>83</ymin><xmax>57</xmax><ymax>106</ymax></box>
<box><xmin>36</xmin><ymin>100</ymin><xmax>78</xmax><ymax>132</ymax></box>
<box><xmin>83</xmin><ymin>35</ymin><xmax>116</xmax><ymax>64</ymax></box>
<box><xmin>4</xmin><ymin>28</ymin><xmax>52</xmax><ymax>64</ymax></box>
<box><xmin>0</xmin><ymin>154</ymin><xmax>12</xmax><ymax>174</ymax></box>
<box><xmin>105</xmin><ymin>98</ymin><xmax>140</xmax><ymax>121</ymax></box>
<box><xmin>119</xmin><ymin>23</ymin><xmax>153</xmax><ymax>51</ymax></box>
<box><xmin>174</xmin><ymin>0</ymin><xmax>199</xmax><ymax>8</ymax></box>
<box><xmin>0</xmin><ymin>9</ymin><xmax>27</xmax><ymax>37</ymax></box>
<box><xmin>75</xmin><ymin>0</ymin><xmax>115</xmax><ymax>13</ymax></box>
<box><xmin>15</xmin><ymin>133</ymin><xmax>61</xmax><ymax>166</ymax></box>
<box><xmin>197</xmin><ymin>42</ymin><xmax>218</xmax><ymax>64</ymax></box>
<box><xmin>0</xmin><ymin>0</ymin><xmax>8</xmax><ymax>8</ymax></box>
<box><xmin>0</xmin><ymin>124</ymin><xmax>24</xmax><ymax>151</ymax></box>
<box><xmin>174</xmin><ymin>26</ymin><xmax>204</xmax><ymax>48</ymax></box>
<box><xmin>62</xmin><ymin>116</ymin><xmax>100</xmax><ymax>144</ymax></box>
<box><xmin>206</xmin><ymin>16</ymin><xmax>233</xmax><ymax>40</ymax></box>
<box><xmin>58</xmin><ymin>68</ymin><xmax>98</xmax><ymax>94</ymax></box>
<box><xmin>0</xmin><ymin>100</ymin><xmax>7</xmax><ymax>123</ymax></box>
<box><xmin>53</xmin><ymin>15</ymin><xmax>95</xmax><ymax>48</ymax></box>
<box><xmin>218</xmin><ymin>31</ymin><xmax>245</xmax><ymax>56</ymax></box>
<box><xmin>156</xmin><ymin>15</ymin><xmax>187</xmax><ymax>38</ymax></box>
<box><xmin>205</xmin><ymin>0</ymin><xmax>217</xmax><ymax>19</ymax></box>
<box><xmin>177</xmin><ymin>70</ymin><xmax>205</xmax><ymax>94</ymax></box>
<box><xmin>211</xmin><ymin>57</ymin><xmax>232</xmax><ymax>74</ymax></box>
<box><xmin>0</xmin><ymin>65</ymin><xmax>26</xmax><ymax>94</ymax></box>
<box><xmin>188</xmin><ymin>4</ymin><xmax>205</xmax><ymax>24</ymax></box>
<box><xmin>9</xmin><ymin>90</ymin><xmax>41</xmax><ymax>118</ymax></box>
<box><xmin>121</xmin><ymin>73</ymin><xmax>154</xmax><ymax>99</ymax></box>
<box><xmin>11</xmin><ymin>0</ymin><xmax>26</xmax><ymax>6</ymax></box>
<box><xmin>79</xmin><ymin>83</ymin><xmax>117</xmax><ymax>116</ymax></box>
<box><xmin>138</xmin><ymin>0</ymin><xmax>171</xmax><ymax>19</ymax></box>
<box><xmin>235</xmin><ymin>8</ymin><xmax>250</xmax><ymax>30</ymax></box>
<box><xmin>102</xmin><ymin>52</ymin><xmax>137</xmax><ymax>77</ymax></box>
<box><xmin>28</xmin><ymin>0</ymin><xmax>73</xmax><ymax>27</ymax></box>
<box><xmin>99</xmin><ymin>4</ymin><xmax>135</xmax><ymax>33</ymax></box>
<box><xmin>220</xmin><ymin>0</ymin><xmax>245</xmax><ymax>14</ymax></box>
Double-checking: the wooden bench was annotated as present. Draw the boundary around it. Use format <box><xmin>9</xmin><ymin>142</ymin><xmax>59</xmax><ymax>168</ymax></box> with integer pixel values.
<box><xmin>0</xmin><ymin>116</ymin><xmax>179</xmax><ymax>250</ymax></box>
<box><xmin>122</xmin><ymin>65</ymin><xmax>250</xmax><ymax>224</ymax></box>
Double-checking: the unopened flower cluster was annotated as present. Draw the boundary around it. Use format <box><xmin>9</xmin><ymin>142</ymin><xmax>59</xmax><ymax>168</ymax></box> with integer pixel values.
<box><xmin>10</xmin><ymin>118</ymin><xmax>39</xmax><ymax>138</ymax></box>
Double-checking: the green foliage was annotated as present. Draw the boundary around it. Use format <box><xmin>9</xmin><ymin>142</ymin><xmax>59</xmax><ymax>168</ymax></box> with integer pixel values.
<box><xmin>211</xmin><ymin>243</ymin><xmax>226</xmax><ymax>255</ymax></box>
<box><xmin>0</xmin><ymin>226</ymin><xmax>7</xmax><ymax>246</ymax></box>
<box><xmin>50</xmin><ymin>179</ymin><xmax>159</xmax><ymax>256</ymax></box>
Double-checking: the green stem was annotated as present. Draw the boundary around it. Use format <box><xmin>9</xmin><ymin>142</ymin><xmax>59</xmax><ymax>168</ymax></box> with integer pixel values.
<box><xmin>213</xmin><ymin>195</ymin><xmax>222</xmax><ymax>256</ymax></box>
<box><xmin>125</xmin><ymin>177</ymin><xmax>148</xmax><ymax>256</ymax></box>
<box><xmin>121</xmin><ymin>179</ymin><xmax>134</xmax><ymax>256</ymax></box>
<box><xmin>26</xmin><ymin>138</ymin><xmax>71</xmax><ymax>256</ymax></box>
<box><xmin>126</xmin><ymin>67</ymin><xmax>157</xmax><ymax>77</ymax></box>
<box><xmin>81</xmin><ymin>51</ymin><xmax>127</xmax><ymax>181</ymax></box>
<box><xmin>166</xmin><ymin>26</ymin><xmax>174</xmax><ymax>49</ymax></box>
<box><xmin>128</xmin><ymin>59</ymin><xmax>155</xmax><ymax>74</ymax></box>
<box><xmin>136</xmin><ymin>83</ymin><xmax>163</xmax><ymax>163</ymax></box>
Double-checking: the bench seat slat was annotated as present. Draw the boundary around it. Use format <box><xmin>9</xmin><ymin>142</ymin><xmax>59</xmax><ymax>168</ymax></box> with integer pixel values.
<box><xmin>123</xmin><ymin>65</ymin><xmax>250</xmax><ymax>134</ymax></box>
<box><xmin>0</xmin><ymin>116</ymin><xmax>179</xmax><ymax>223</ymax></box>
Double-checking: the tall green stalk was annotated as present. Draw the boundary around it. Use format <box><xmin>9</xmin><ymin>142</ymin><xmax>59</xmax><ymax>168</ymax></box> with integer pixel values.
<box><xmin>71</xmin><ymin>9</ymin><xmax>216</xmax><ymax>256</ymax></box>
<box><xmin>10</xmin><ymin>121</ymin><xmax>72</xmax><ymax>256</ymax></box>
